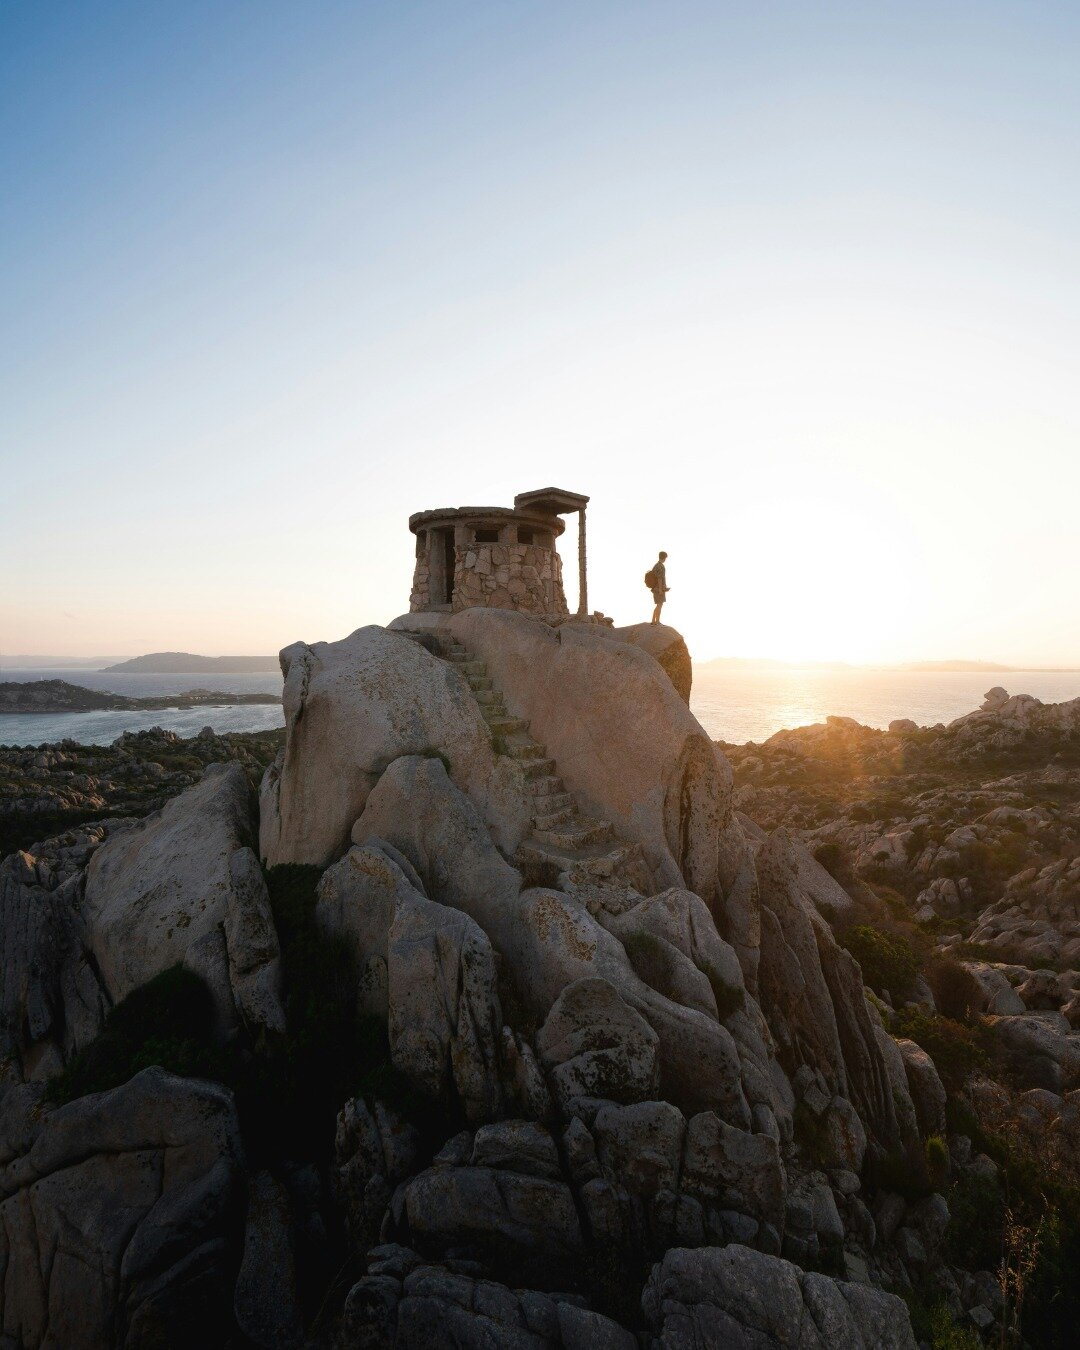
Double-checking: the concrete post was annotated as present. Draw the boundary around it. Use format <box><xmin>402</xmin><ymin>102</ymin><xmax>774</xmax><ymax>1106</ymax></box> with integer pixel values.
<box><xmin>577</xmin><ymin>508</ymin><xmax>588</xmax><ymax>616</ymax></box>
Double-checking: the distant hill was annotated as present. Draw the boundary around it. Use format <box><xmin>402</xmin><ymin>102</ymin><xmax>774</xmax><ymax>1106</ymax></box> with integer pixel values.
<box><xmin>898</xmin><ymin>659</ymin><xmax>1012</xmax><ymax>673</ymax></box>
<box><xmin>0</xmin><ymin>679</ymin><xmax>280</xmax><ymax>712</ymax></box>
<box><xmin>102</xmin><ymin>652</ymin><xmax>279</xmax><ymax>674</ymax></box>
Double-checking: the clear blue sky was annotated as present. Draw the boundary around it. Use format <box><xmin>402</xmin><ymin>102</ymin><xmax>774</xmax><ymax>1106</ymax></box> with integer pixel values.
<box><xmin>3</xmin><ymin>1</ymin><xmax>1079</xmax><ymax>664</ymax></box>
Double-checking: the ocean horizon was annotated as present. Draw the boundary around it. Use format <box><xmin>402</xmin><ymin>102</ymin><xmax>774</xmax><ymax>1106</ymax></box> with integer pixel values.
<box><xmin>3</xmin><ymin>664</ymin><xmax>1080</xmax><ymax>749</ymax></box>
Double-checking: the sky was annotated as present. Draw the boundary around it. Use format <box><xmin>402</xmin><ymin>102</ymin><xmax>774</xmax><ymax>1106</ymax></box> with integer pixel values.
<box><xmin>2</xmin><ymin>0</ymin><xmax>1079</xmax><ymax>667</ymax></box>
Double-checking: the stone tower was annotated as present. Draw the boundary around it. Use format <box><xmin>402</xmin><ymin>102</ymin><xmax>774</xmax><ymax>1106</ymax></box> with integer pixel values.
<box><xmin>409</xmin><ymin>487</ymin><xmax>589</xmax><ymax>617</ymax></box>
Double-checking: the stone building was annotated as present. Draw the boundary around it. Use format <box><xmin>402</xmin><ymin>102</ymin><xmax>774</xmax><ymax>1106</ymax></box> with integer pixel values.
<box><xmin>409</xmin><ymin>488</ymin><xmax>590</xmax><ymax>617</ymax></box>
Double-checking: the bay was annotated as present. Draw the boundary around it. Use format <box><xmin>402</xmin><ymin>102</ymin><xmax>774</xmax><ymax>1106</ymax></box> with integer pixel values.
<box><xmin>0</xmin><ymin>668</ymin><xmax>285</xmax><ymax>747</ymax></box>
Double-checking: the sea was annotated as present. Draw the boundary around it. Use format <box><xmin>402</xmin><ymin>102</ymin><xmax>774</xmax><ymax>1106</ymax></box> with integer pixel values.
<box><xmin>2</xmin><ymin>665</ymin><xmax>1080</xmax><ymax>750</ymax></box>
<box><xmin>0</xmin><ymin>669</ymin><xmax>286</xmax><ymax>747</ymax></box>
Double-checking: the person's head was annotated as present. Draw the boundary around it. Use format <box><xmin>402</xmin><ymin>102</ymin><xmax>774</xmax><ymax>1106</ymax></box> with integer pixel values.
<box><xmin>658</xmin><ymin>551</ymin><xmax>668</xmax><ymax>561</ymax></box>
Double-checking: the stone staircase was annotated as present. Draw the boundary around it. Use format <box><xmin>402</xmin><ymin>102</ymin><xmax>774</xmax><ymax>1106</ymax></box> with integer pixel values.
<box><xmin>398</xmin><ymin>629</ymin><xmax>649</xmax><ymax>893</ymax></box>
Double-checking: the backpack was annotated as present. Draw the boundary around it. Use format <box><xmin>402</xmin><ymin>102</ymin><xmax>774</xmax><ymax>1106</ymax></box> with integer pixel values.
<box><xmin>644</xmin><ymin>568</ymin><xmax>657</xmax><ymax>589</ymax></box>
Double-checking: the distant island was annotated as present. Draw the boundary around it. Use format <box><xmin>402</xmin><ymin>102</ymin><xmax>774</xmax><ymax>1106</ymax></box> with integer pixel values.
<box><xmin>0</xmin><ymin>680</ymin><xmax>281</xmax><ymax>714</ymax></box>
<box><xmin>699</xmin><ymin>656</ymin><xmax>856</xmax><ymax>671</ymax></box>
<box><xmin>896</xmin><ymin>659</ymin><xmax>1012</xmax><ymax>672</ymax></box>
<box><xmin>102</xmin><ymin>652</ymin><xmax>279</xmax><ymax>674</ymax></box>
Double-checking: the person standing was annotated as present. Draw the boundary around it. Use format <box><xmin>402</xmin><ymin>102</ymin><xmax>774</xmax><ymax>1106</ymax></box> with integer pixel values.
<box><xmin>648</xmin><ymin>551</ymin><xmax>669</xmax><ymax>624</ymax></box>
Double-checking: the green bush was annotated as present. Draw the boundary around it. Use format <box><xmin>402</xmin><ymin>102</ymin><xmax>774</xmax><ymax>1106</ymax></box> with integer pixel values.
<box><xmin>945</xmin><ymin>1170</ymin><xmax>1005</xmax><ymax>1271</ymax></box>
<box><xmin>925</xmin><ymin>958</ymin><xmax>983</xmax><ymax>1023</ymax></box>
<box><xmin>944</xmin><ymin>1096</ymin><xmax>1080</xmax><ymax>1348</ymax></box>
<box><xmin>838</xmin><ymin>925</ymin><xmax>918</xmax><ymax>1001</ymax></box>
<box><xmin>925</xmin><ymin>1134</ymin><xmax>950</xmax><ymax>1190</ymax></box>
<box><xmin>47</xmin><ymin>965</ymin><xmax>228</xmax><ymax>1104</ymax></box>
<box><xmin>903</xmin><ymin>1295</ymin><xmax>983</xmax><ymax>1350</ymax></box>
<box><xmin>894</xmin><ymin>1008</ymin><xmax>987</xmax><ymax>1091</ymax></box>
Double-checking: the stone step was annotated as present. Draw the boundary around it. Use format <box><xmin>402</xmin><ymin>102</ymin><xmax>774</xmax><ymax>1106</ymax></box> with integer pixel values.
<box><xmin>533</xmin><ymin>805</ymin><xmax>575</xmax><ymax>831</ymax></box>
<box><xmin>468</xmin><ymin>676</ymin><xmax>493</xmax><ymax>692</ymax></box>
<box><xmin>486</xmin><ymin>715</ymin><xmax>527</xmax><ymax>736</ymax></box>
<box><xmin>532</xmin><ymin>791</ymin><xmax>573</xmax><ymax>815</ymax></box>
<box><xmin>473</xmin><ymin>688</ymin><xmax>501</xmax><ymax>709</ymax></box>
<box><xmin>570</xmin><ymin>842</ymin><xmax>644</xmax><ymax>883</ymax></box>
<box><xmin>451</xmin><ymin>659</ymin><xmax>487</xmax><ymax>677</ymax></box>
<box><xmin>520</xmin><ymin>756</ymin><xmax>557</xmax><ymax>779</ymax></box>
<box><xmin>516</xmin><ymin>838</ymin><xmax>636</xmax><ymax>884</ymax></box>
<box><xmin>529</xmin><ymin>774</ymin><xmax>566</xmax><ymax>799</ymax></box>
<box><xmin>532</xmin><ymin>819</ymin><xmax>613</xmax><ymax>851</ymax></box>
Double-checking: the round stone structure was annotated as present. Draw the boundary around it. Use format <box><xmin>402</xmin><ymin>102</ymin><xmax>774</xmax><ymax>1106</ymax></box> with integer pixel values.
<box><xmin>409</xmin><ymin>488</ymin><xmax>589</xmax><ymax>617</ymax></box>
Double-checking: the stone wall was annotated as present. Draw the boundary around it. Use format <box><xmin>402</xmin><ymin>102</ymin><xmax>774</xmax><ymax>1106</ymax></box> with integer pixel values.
<box><xmin>409</xmin><ymin>557</ymin><xmax>432</xmax><ymax>611</ymax></box>
<box><xmin>453</xmin><ymin>542</ymin><xmax>567</xmax><ymax>615</ymax></box>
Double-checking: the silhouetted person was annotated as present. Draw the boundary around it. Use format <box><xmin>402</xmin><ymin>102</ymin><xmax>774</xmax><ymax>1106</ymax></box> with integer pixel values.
<box><xmin>648</xmin><ymin>551</ymin><xmax>669</xmax><ymax>624</ymax></box>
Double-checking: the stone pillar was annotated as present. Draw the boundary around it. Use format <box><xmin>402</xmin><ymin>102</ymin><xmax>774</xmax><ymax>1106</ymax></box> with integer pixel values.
<box><xmin>577</xmin><ymin>508</ymin><xmax>588</xmax><ymax>616</ymax></box>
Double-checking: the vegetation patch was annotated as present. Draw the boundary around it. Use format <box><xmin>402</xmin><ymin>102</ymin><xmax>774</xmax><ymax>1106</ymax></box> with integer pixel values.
<box><xmin>0</xmin><ymin>809</ymin><xmax>125</xmax><ymax>862</ymax></box>
<box><xmin>838</xmin><ymin>924</ymin><xmax>918</xmax><ymax>1001</ymax></box>
<box><xmin>893</xmin><ymin>1008</ymin><xmax>987</xmax><ymax>1092</ymax></box>
<box><xmin>924</xmin><ymin>1133</ymin><xmax>950</xmax><ymax>1190</ymax></box>
<box><xmin>943</xmin><ymin>1096</ymin><xmax>1080</xmax><ymax>1348</ymax></box>
<box><xmin>924</xmin><ymin>958</ymin><xmax>983</xmax><ymax>1023</ymax></box>
<box><xmin>903</xmin><ymin>1294</ymin><xmax>983</xmax><ymax>1350</ymax></box>
<box><xmin>47</xmin><ymin>964</ymin><xmax>228</xmax><ymax>1104</ymax></box>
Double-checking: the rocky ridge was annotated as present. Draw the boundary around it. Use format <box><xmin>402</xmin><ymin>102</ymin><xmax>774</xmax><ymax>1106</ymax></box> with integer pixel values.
<box><xmin>2</xmin><ymin>626</ymin><xmax>1060</xmax><ymax>1347</ymax></box>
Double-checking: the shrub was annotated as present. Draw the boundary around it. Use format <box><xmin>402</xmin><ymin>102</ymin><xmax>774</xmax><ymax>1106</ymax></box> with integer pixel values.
<box><xmin>903</xmin><ymin>1295</ymin><xmax>984</xmax><ymax>1350</ymax></box>
<box><xmin>812</xmin><ymin>842</ymin><xmax>848</xmax><ymax>881</ymax></box>
<box><xmin>925</xmin><ymin>1133</ymin><xmax>950</xmax><ymax>1190</ymax></box>
<box><xmin>865</xmin><ymin>989</ymin><xmax>893</xmax><ymax>1024</ymax></box>
<box><xmin>702</xmin><ymin>963</ymin><xmax>745</xmax><ymax>1020</ymax></box>
<box><xmin>944</xmin><ymin>1097</ymin><xmax>1080</xmax><ymax>1347</ymax></box>
<box><xmin>47</xmin><ymin>965</ymin><xmax>228</xmax><ymax>1104</ymax></box>
<box><xmin>925</xmin><ymin>958</ymin><xmax>983</xmax><ymax>1023</ymax></box>
<box><xmin>838</xmin><ymin>925</ymin><xmax>918</xmax><ymax>1001</ymax></box>
<box><xmin>873</xmin><ymin>885</ymin><xmax>913</xmax><ymax>919</ymax></box>
<box><xmin>894</xmin><ymin>1008</ymin><xmax>987</xmax><ymax>1091</ymax></box>
<box><xmin>944</xmin><ymin>1169</ymin><xmax>1005</xmax><ymax>1271</ymax></box>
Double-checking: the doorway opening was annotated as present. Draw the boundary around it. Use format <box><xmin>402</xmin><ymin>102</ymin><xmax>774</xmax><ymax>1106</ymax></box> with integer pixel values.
<box><xmin>441</xmin><ymin>529</ymin><xmax>457</xmax><ymax>605</ymax></box>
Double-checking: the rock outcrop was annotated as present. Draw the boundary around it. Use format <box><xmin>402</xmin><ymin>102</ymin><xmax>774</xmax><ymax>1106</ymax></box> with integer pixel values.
<box><xmin>0</xmin><ymin>1068</ymin><xmax>244</xmax><ymax>1349</ymax></box>
<box><xmin>260</xmin><ymin>625</ymin><xmax>530</xmax><ymax>866</ymax></box>
<box><xmin>642</xmin><ymin>1244</ymin><xmax>917</xmax><ymax>1348</ymax></box>
<box><xmin>1</xmin><ymin>872</ymin><xmax>103</xmax><ymax>1080</ymax></box>
<box><xmin>317</xmin><ymin>841</ymin><xmax>504</xmax><ymax>1121</ymax></box>
<box><xmin>82</xmin><ymin>763</ymin><xmax>284</xmax><ymax>1035</ymax></box>
<box><xmin>613</xmin><ymin>622</ymin><xmax>693</xmax><ymax>703</ymax></box>
<box><xmin>756</xmin><ymin>830</ymin><xmax>917</xmax><ymax>1159</ymax></box>
<box><xmin>352</xmin><ymin>754</ymin><xmax>755</xmax><ymax>1123</ymax></box>
<box><xmin>0</xmin><ymin>612</ymin><xmax>959</xmax><ymax>1349</ymax></box>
